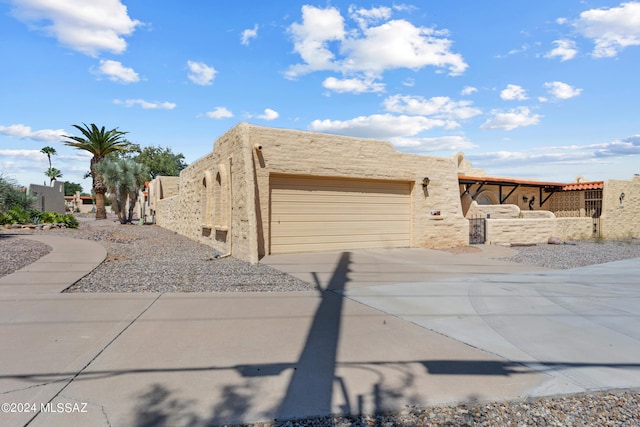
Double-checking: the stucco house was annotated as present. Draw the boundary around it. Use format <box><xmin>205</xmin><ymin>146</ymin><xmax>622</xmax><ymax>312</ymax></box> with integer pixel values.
<box><xmin>149</xmin><ymin>123</ymin><xmax>639</xmax><ymax>263</ymax></box>
<box><xmin>29</xmin><ymin>180</ymin><xmax>65</xmax><ymax>214</ymax></box>
<box><xmin>150</xmin><ymin>123</ymin><xmax>469</xmax><ymax>263</ymax></box>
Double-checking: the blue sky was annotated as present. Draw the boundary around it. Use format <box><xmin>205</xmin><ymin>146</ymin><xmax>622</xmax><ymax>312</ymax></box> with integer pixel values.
<box><xmin>1</xmin><ymin>1</ymin><xmax>639</xmax><ymax>191</ymax></box>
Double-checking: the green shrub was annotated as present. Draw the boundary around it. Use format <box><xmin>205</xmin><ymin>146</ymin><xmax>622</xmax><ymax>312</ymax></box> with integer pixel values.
<box><xmin>39</xmin><ymin>211</ymin><xmax>59</xmax><ymax>223</ymax></box>
<box><xmin>60</xmin><ymin>214</ymin><xmax>78</xmax><ymax>229</ymax></box>
<box><xmin>1</xmin><ymin>206</ymin><xmax>34</xmax><ymax>224</ymax></box>
<box><xmin>0</xmin><ymin>206</ymin><xmax>78</xmax><ymax>229</ymax></box>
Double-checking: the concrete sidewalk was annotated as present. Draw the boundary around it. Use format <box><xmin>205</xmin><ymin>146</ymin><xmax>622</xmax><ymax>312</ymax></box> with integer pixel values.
<box><xmin>0</xmin><ymin>235</ymin><xmax>107</xmax><ymax>295</ymax></box>
<box><xmin>1</xmin><ymin>237</ymin><xmax>639</xmax><ymax>426</ymax></box>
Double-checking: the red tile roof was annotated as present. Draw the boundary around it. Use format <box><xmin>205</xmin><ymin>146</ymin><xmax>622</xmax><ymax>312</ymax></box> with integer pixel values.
<box><xmin>562</xmin><ymin>182</ymin><xmax>604</xmax><ymax>191</ymax></box>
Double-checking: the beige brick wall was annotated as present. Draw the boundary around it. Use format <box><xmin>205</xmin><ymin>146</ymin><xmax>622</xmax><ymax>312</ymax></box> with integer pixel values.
<box><xmin>601</xmin><ymin>176</ymin><xmax>640</xmax><ymax>239</ymax></box>
<box><xmin>486</xmin><ymin>218</ymin><xmax>556</xmax><ymax>245</ymax></box>
<box><xmin>155</xmin><ymin>195</ymin><xmax>180</xmax><ymax>228</ymax></box>
<box><xmin>556</xmin><ymin>217</ymin><xmax>594</xmax><ymax>240</ymax></box>
<box><xmin>148</xmin><ymin>176</ymin><xmax>180</xmax><ymax>211</ymax></box>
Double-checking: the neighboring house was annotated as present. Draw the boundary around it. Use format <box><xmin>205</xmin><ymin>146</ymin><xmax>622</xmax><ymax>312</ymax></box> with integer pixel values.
<box><xmin>29</xmin><ymin>181</ymin><xmax>65</xmax><ymax>214</ymax></box>
<box><xmin>457</xmin><ymin>153</ymin><xmax>640</xmax><ymax>244</ymax></box>
<box><xmin>64</xmin><ymin>192</ymin><xmax>95</xmax><ymax>214</ymax></box>
<box><xmin>150</xmin><ymin>123</ymin><xmax>640</xmax><ymax>263</ymax></box>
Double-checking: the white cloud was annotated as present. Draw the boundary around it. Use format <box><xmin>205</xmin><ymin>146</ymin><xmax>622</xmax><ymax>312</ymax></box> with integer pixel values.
<box><xmin>481</xmin><ymin>107</ymin><xmax>541</xmax><ymax>130</ymax></box>
<box><xmin>594</xmin><ymin>135</ymin><xmax>640</xmax><ymax>157</ymax></box>
<box><xmin>389</xmin><ymin>135</ymin><xmax>477</xmax><ymax>152</ymax></box>
<box><xmin>467</xmin><ymin>135</ymin><xmax>640</xmax><ymax>170</ymax></box>
<box><xmin>113</xmin><ymin>99</ymin><xmax>176</xmax><ymax>110</ymax></box>
<box><xmin>286</xmin><ymin>5</ymin><xmax>345</xmax><ymax>77</ymax></box>
<box><xmin>383</xmin><ymin>95</ymin><xmax>481</xmax><ymax>122</ymax></box>
<box><xmin>187</xmin><ymin>61</ymin><xmax>217</xmax><ymax>86</ymax></box>
<box><xmin>322</xmin><ymin>77</ymin><xmax>385</xmax><ymax>93</ymax></box>
<box><xmin>9</xmin><ymin>0</ymin><xmax>141</xmax><ymax>56</ymax></box>
<box><xmin>348</xmin><ymin>5</ymin><xmax>392</xmax><ymax>29</ymax></box>
<box><xmin>544</xmin><ymin>81</ymin><xmax>583</xmax><ymax>100</ymax></box>
<box><xmin>255</xmin><ymin>108</ymin><xmax>279</xmax><ymax>121</ymax></box>
<box><xmin>0</xmin><ymin>124</ymin><xmax>66</xmax><ymax>142</ymax></box>
<box><xmin>241</xmin><ymin>25</ymin><xmax>258</xmax><ymax>46</ymax></box>
<box><xmin>500</xmin><ymin>84</ymin><xmax>528</xmax><ymax>101</ymax></box>
<box><xmin>468</xmin><ymin>150</ymin><xmax>594</xmax><ymax>167</ymax></box>
<box><xmin>402</xmin><ymin>78</ymin><xmax>415</xmax><ymax>87</ymax></box>
<box><xmin>341</xmin><ymin>19</ymin><xmax>467</xmax><ymax>76</ymax></box>
<box><xmin>94</xmin><ymin>59</ymin><xmax>139</xmax><ymax>83</ymax></box>
<box><xmin>309</xmin><ymin>114</ymin><xmax>447</xmax><ymax>139</ymax></box>
<box><xmin>461</xmin><ymin>86</ymin><xmax>478</xmax><ymax>96</ymax></box>
<box><xmin>205</xmin><ymin>107</ymin><xmax>233</xmax><ymax>119</ymax></box>
<box><xmin>286</xmin><ymin>5</ymin><xmax>467</xmax><ymax>79</ymax></box>
<box><xmin>574</xmin><ymin>2</ymin><xmax>640</xmax><ymax>58</ymax></box>
<box><xmin>545</xmin><ymin>39</ymin><xmax>578</xmax><ymax>61</ymax></box>
<box><xmin>0</xmin><ymin>149</ymin><xmax>48</xmax><ymax>162</ymax></box>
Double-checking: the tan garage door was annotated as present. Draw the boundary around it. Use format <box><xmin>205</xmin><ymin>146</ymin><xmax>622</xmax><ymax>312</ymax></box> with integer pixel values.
<box><xmin>270</xmin><ymin>175</ymin><xmax>411</xmax><ymax>254</ymax></box>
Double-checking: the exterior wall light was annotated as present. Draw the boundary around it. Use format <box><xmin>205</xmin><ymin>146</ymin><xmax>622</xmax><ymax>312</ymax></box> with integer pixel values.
<box><xmin>422</xmin><ymin>177</ymin><xmax>430</xmax><ymax>188</ymax></box>
<box><xmin>620</xmin><ymin>192</ymin><xmax>625</xmax><ymax>204</ymax></box>
<box><xmin>522</xmin><ymin>195</ymin><xmax>528</xmax><ymax>202</ymax></box>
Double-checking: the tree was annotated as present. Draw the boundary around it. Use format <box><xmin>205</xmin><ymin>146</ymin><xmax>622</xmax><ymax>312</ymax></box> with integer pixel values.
<box><xmin>40</xmin><ymin>146</ymin><xmax>57</xmax><ymax>169</ymax></box>
<box><xmin>96</xmin><ymin>158</ymin><xmax>149</xmax><ymax>224</ymax></box>
<box><xmin>133</xmin><ymin>145</ymin><xmax>187</xmax><ymax>179</ymax></box>
<box><xmin>0</xmin><ymin>174</ymin><xmax>35</xmax><ymax>212</ymax></box>
<box><xmin>63</xmin><ymin>123</ymin><xmax>129</xmax><ymax>220</ymax></box>
<box><xmin>64</xmin><ymin>182</ymin><xmax>83</xmax><ymax>196</ymax></box>
<box><xmin>45</xmin><ymin>167</ymin><xmax>63</xmax><ymax>184</ymax></box>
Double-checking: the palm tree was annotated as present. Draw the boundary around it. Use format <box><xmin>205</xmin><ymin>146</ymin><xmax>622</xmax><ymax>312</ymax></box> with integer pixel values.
<box><xmin>40</xmin><ymin>146</ymin><xmax>57</xmax><ymax>169</ymax></box>
<box><xmin>64</xmin><ymin>123</ymin><xmax>129</xmax><ymax>220</ymax></box>
<box><xmin>45</xmin><ymin>167</ymin><xmax>63</xmax><ymax>184</ymax></box>
<box><xmin>97</xmin><ymin>158</ymin><xmax>148</xmax><ymax>224</ymax></box>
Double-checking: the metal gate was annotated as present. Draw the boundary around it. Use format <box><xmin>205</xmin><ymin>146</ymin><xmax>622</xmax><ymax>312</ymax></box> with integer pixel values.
<box><xmin>469</xmin><ymin>216</ymin><xmax>486</xmax><ymax>244</ymax></box>
<box><xmin>585</xmin><ymin>189</ymin><xmax>602</xmax><ymax>238</ymax></box>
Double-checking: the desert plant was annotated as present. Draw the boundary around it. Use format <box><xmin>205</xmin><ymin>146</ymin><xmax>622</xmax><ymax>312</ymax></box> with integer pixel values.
<box><xmin>64</xmin><ymin>123</ymin><xmax>129</xmax><ymax>220</ymax></box>
<box><xmin>1</xmin><ymin>205</ymin><xmax>36</xmax><ymax>224</ymax></box>
<box><xmin>0</xmin><ymin>174</ymin><xmax>36</xmax><ymax>212</ymax></box>
<box><xmin>97</xmin><ymin>158</ymin><xmax>149</xmax><ymax>224</ymax></box>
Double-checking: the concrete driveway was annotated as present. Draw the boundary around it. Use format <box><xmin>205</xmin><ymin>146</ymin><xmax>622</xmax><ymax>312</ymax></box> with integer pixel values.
<box><xmin>264</xmin><ymin>247</ymin><xmax>640</xmax><ymax>396</ymax></box>
<box><xmin>1</xmin><ymin>238</ymin><xmax>639</xmax><ymax>426</ymax></box>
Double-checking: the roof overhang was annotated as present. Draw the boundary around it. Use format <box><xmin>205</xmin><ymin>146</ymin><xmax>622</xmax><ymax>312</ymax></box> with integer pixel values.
<box><xmin>458</xmin><ymin>175</ymin><xmax>565</xmax><ymax>191</ymax></box>
<box><xmin>458</xmin><ymin>175</ymin><xmax>603</xmax><ymax>207</ymax></box>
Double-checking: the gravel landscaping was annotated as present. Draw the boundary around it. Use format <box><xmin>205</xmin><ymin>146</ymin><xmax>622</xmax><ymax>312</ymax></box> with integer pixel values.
<box><xmin>2</xmin><ymin>215</ymin><xmax>315</xmax><ymax>292</ymax></box>
<box><xmin>0</xmin><ymin>235</ymin><xmax>51</xmax><ymax>276</ymax></box>
<box><xmin>2</xmin><ymin>214</ymin><xmax>639</xmax><ymax>426</ymax></box>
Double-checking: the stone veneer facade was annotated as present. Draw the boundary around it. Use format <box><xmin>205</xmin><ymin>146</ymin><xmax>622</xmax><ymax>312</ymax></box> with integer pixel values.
<box><xmin>150</xmin><ymin>123</ymin><xmax>469</xmax><ymax>263</ymax></box>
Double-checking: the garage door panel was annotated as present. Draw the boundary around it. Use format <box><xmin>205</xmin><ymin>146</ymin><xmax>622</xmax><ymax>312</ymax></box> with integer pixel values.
<box><xmin>272</xmin><ymin>193</ymin><xmax>408</xmax><ymax>204</ymax></box>
<box><xmin>273</xmin><ymin>204</ymin><xmax>408</xmax><ymax>215</ymax></box>
<box><xmin>271</xmin><ymin>178</ymin><xmax>408</xmax><ymax>194</ymax></box>
<box><xmin>277</xmin><ymin>236</ymin><xmax>406</xmax><ymax>253</ymax></box>
<box><xmin>273</xmin><ymin>214</ymin><xmax>407</xmax><ymax>223</ymax></box>
<box><xmin>271</xmin><ymin>221</ymin><xmax>409</xmax><ymax>236</ymax></box>
<box><xmin>270</xmin><ymin>175</ymin><xmax>411</xmax><ymax>254</ymax></box>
